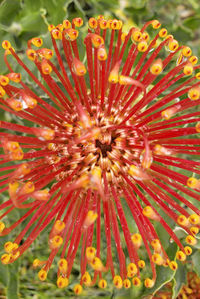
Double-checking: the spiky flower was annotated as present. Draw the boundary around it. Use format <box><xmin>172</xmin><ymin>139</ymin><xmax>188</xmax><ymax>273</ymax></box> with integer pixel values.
<box><xmin>0</xmin><ymin>16</ymin><xmax>200</xmax><ymax>293</ymax></box>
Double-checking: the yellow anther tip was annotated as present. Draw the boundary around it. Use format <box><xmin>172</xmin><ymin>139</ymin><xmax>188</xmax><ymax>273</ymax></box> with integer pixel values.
<box><xmin>169</xmin><ymin>261</ymin><xmax>178</xmax><ymax>271</ymax></box>
<box><xmin>113</xmin><ymin>275</ymin><xmax>123</xmax><ymax>289</ymax></box>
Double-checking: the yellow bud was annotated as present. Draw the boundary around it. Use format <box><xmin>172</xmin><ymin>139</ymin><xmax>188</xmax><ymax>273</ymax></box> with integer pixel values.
<box><xmin>144</xmin><ymin>278</ymin><xmax>155</xmax><ymax>288</ymax></box>
<box><xmin>50</xmin><ymin>235</ymin><xmax>63</xmax><ymax>249</ymax></box>
<box><xmin>0</xmin><ymin>75</ymin><xmax>9</xmax><ymax>86</ymax></box>
<box><xmin>123</xmin><ymin>279</ymin><xmax>131</xmax><ymax>289</ymax></box>
<box><xmin>73</xmin><ymin>284</ymin><xmax>83</xmax><ymax>295</ymax></box>
<box><xmin>82</xmin><ymin>272</ymin><xmax>91</xmax><ymax>286</ymax></box>
<box><xmin>143</xmin><ymin>206</ymin><xmax>157</xmax><ymax>220</ymax></box>
<box><xmin>185</xmin><ymin>235</ymin><xmax>197</xmax><ymax>246</ymax></box>
<box><xmin>190</xmin><ymin>226</ymin><xmax>199</xmax><ymax>235</ymax></box>
<box><xmin>131</xmin><ymin>233</ymin><xmax>142</xmax><ymax>247</ymax></box>
<box><xmin>184</xmin><ymin>246</ymin><xmax>192</xmax><ymax>256</ymax></box>
<box><xmin>51</xmin><ymin>29</ymin><xmax>62</xmax><ymax>40</ymax></box>
<box><xmin>90</xmin><ymin>257</ymin><xmax>104</xmax><ymax>271</ymax></box>
<box><xmin>73</xmin><ymin>57</ymin><xmax>87</xmax><ymax>76</ymax></box>
<box><xmin>137</xmin><ymin>41</ymin><xmax>148</xmax><ymax>52</ymax></box>
<box><xmin>1</xmin><ymin>253</ymin><xmax>11</xmax><ymax>264</ymax></box>
<box><xmin>188</xmin><ymin>87</ymin><xmax>200</xmax><ymax>101</ymax></box>
<box><xmin>2</xmin><ymin>40</ymin><xmax>11</xmax><ymax>49</ymax></box>
<box><xmin>177</xmin><ymin>215</ymin><xmax>189</xmax><ymax>227</ymax></box>
<box><xmin>131</xmin><ymin>30</ymin><xmax>142</xmax><ymax>42</ymax></box>
<box><xmin>58</xmin><ymin>258</ymin><xmax>68</xmax><ymax>273</ymax></box>
<box><xmin>152</xmin><ymin>20</ymin><xmax>161</xmax><ymax>29</ymax></box>
<box><xmin>159</xmin><ymin>28</ymin><xmax>167</xmax><ymax>38</ymax></box>
<box><xmin>73</xmin><ymin>17</ymin><xmax>83</xmax><ymax>27</ymax></box>
<box><xmin>63</xmin><ymin>20</ymin><xmax>71</xmax><ymax>29</ymax></box>
<box><xmin>98</xmin><ymin>279</ymin><xmax>107</xmax><ymax>288</ymax></box>
<box><xmin>54</xmin><ymin>220</ymin><xmax>65</xmax><ymax>233</ymax></box>
<box><xmin>86</xmin><ymin>247</ymin><xmax>96</xmax><ymax>261</ymax></box>
<box><xmin>38</xmin><ymin>269</ymin><xmax>47</xmax><ymax>281</ymax></box>
<box><xmin>31</xmin><ymin>37</ymin><xmax>43</xmax><ymax>47</ymax></box>
<box><xmin>138</xmin><ymin>260</ymin><xmax>145</xmax><ymax>268</ymax></box>
<box><xmin>88</xmin><ymin>17</ymin><xmax>98</xmax><ymax>29</ymax></box>
<box><xmin>187</xmin><ymin>177</ymin><xmax>198</xmax><ymax>189</ymax></box>
<box><xmin>151</xmin><ymin>239</ymin><xmax>162</xmax><ymax>252</ymax></box>
<box><xmin>99</xmin><ymin>19</ymin><xmax>108</xmax><ymax>30</ymax></box>
<box><xmin>26</xmin><ymin>48</ymin><xmax>37</xmax><ymax>61</ymax></box>
<box><xmin>168</xmin><ymin>40</ymin><xmax>179</xmax><ymax>51</ymax></box>
<box><xmin>189</xmin><ymin>214</ymin><xmax>200</xmax><ymax>225</ymax></box>
<box><xmin>152</xmin><ymin>253</ymin><xmax>163</xmax><ymax>265</ymax></box>
<box><xmin>127</xmin><ymin>263</ymin><xmax>137</xmax><ymax>276</ymax></box>
<box><xmin>64</xmin><ymin>28</ymin><xmax>78</xmax><ymax>41</ymax></box>
<box><xmin>182</xmin><ymin>46</ymin><xmax>192</xmax><ymax>57</ymax></box>
<box><xmin>113</xmin><ymin>275</ymin><xmax>123</xmax><ymax>289</ymax></box>
<box><xmin>57</xmin><ymin>276</ymin><xmax>69</xmax><ymax>288</ymax></box>
<box><xmin>189</xmin><ymin>55</ymin><xmax>198</xmax><ymax>65</ymax></box>
<box><xmin>183</xmin><ymin>64</ymin><xmax>193</xmax><ymax>76</ymax></box>
<box><xmin>176</xmin><ymin>250</ymin><xmax>186</xmax><ymax>262</ymax></box>
<box><xmin>41</xmin><ymin>60</ymin><xmax>52</xmax><ymax>75</ymax></box>
<box><xmin>169</xmin><ymin>261</ymin><xmax>178</xmax><ymax>271</ymax></box>
<box><xmin>132</xmin><ymin>277</ymin><xmax>141</xmax><ymax>286</ymax></box>
<box><xmin>97</xmin><ymin>46</ymin><xmax>107</xmax><ymax>61</ymax></box>
<box><xmin>150</xmin><ymin>59</ymin><xmax>163</xmax><ymax>75</ymax></box>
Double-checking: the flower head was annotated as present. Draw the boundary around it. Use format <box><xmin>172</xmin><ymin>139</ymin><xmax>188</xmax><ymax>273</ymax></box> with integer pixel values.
<box><xmin>0</xmin><ymin>16</ymin><xmax>200</xmax><ymax>293</ymax></box>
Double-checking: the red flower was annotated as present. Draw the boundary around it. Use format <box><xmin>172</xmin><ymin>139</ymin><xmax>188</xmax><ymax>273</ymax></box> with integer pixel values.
<box><xmin>0</xmin><ymin>16</ymin><xmax>200</xmax><ymax>293</ymax></box>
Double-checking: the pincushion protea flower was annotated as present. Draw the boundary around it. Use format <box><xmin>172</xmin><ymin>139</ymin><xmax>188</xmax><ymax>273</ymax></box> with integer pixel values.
<box><xmin>0</xmin><ymin>15</ymin><xmax>200</xmax><ymax>294</ymax></box>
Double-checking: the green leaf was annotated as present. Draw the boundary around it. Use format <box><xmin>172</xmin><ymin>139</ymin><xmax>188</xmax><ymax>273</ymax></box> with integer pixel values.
<box><xmin>192</xmin><ymin>250</ymin><xmax>200</xmax><ymax>277</ymax></box>
<box><xmin>171</xmin><ymin>262</ymin><xmax>187</xmax><ymax>298</ymax></box>
<box><xmin>7</xmin><ymin>260</ymin><xmax>20</xmax><ymax>299</ymax></box>
<box><xmin>141</xmin><ymin>242</ymin><xmax>178</xmax><ymax>298</ymax></box>
<box><xmin>0</xmin><ymin>0</ymin><xmax>21</xmax><ymax>25</ymax></box>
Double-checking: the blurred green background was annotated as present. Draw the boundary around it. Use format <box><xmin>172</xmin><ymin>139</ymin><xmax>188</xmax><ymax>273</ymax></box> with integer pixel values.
<box><xmin>0</xmin><ymin>0</ymin><xmax>200</xmax><ymax>298</ymax></box>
